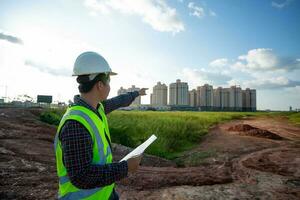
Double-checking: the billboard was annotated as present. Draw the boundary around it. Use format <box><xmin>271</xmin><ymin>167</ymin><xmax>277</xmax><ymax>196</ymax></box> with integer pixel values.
<box><xmin>37</xmin><ymin>95</ymin><xmax>52</xmax><ymax>104</ymax></box>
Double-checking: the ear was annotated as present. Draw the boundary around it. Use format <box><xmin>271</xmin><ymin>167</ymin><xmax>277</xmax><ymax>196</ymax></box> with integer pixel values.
<box><xmin>97</xmin><ymin>81</ymin><xmax>105</xmax><ymax>90</ymax></box>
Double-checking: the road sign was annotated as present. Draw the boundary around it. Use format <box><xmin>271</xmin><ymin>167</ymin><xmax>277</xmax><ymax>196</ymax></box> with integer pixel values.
<box><xmin>37</xmin><ymin>95</ymin><xmax>52</xmax><ymax>103</ymax></box>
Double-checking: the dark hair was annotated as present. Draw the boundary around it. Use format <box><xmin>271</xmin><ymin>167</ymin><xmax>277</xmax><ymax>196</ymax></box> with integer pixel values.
<box><xmin>77</xmin><ymin>73</ymin><xmax>110</xmax><ymax>93</ymax></box>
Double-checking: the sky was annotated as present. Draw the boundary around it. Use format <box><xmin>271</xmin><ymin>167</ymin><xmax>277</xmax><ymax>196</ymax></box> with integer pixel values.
<box><xmin>0</xmin><ymin>0</ymin><xmax>299</xmax><ymax>110</ymax></box>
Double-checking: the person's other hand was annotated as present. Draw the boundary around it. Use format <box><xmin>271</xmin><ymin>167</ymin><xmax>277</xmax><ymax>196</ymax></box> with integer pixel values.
<box><xmin>138</xmin><ymin>88</ymin><xmax>148</xmax><ymax>96</ymax></box>
<box><xmin>127</xmin><ymin>155</ymin><xmax>142</xmax><ymax>173</ymax></box>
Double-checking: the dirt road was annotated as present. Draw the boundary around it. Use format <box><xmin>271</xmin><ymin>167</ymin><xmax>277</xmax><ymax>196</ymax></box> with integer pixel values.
<box><xmin>0</xmin><ymin>108</ymin><xmax>299</xmax><ymax>199</ymax></box>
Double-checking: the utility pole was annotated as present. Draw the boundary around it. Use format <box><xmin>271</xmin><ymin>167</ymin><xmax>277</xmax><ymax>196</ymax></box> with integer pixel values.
<box><xmin>5</xmin><ymin>85</ymin><xmax>7</xmax><ymax>102</ymax></box>
<box><xmin>0</xmin><ymin>85</ymin><xmax>8</xmax><ymax>102</ymax></box>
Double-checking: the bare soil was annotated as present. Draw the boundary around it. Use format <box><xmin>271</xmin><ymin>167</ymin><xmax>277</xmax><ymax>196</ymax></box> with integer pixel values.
<box><xmin>0</xmin><ymin>108</ymin><xmax>299</xmax><ymax>200</ymax></box>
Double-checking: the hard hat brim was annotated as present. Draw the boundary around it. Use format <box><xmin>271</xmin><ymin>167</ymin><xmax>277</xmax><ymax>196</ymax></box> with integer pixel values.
<box><xmin>72</xmin><ymin>71</ymin><xmax>118</xmax><ymax>76</ymax></box>
<box><xmin>109</xmin><ymin>72</ymin><xmax>117</xmax><ymax>76</ymax></box>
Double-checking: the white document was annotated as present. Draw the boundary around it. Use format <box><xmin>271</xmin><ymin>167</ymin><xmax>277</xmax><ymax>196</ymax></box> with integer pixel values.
<box><xmin>120</xmin><ymin>134</ymin><xmax>157</xmax><ymax>162</ymax></box>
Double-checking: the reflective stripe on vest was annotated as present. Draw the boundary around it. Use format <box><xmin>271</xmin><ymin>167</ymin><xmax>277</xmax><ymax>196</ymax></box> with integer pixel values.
<box><xmin>54</xmin><ymin>104</ymin><xmax>114</xmax><ymax>200</ymax></box>
<box><xmin>58</xmin><ymin>184</ymin><xmax>114</xmax><ymax>200</ymax></box>
<box><xmin>98</xmin><ymin>104</ymin><xmax>112</xmax><ymax>143</ymax></box>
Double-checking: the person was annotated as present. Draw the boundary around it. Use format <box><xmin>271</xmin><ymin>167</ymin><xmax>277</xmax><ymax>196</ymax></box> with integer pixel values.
<box><xmin>54</xmin><ymin>51</ymin><xmax>148</xmax><ymax>200</ymax></box>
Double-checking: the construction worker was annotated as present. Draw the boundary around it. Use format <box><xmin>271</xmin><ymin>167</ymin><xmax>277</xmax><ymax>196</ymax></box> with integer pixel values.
<box><xmin>54</xmin><ymin>51</ymin><xmax>148</xmax><ymax>200</ymax></box>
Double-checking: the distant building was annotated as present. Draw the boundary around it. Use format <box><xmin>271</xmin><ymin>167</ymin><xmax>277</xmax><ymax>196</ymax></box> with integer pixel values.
<box><xmin>250</xmin><ymin>89</ymin><xmax>256</xmax><ymax>111</ymax></box>
<box><xmin>121</xmin><ymin>79</ymin><xmax>258</xmax><ymax>111</ymax></box>
<box><xmin>118</xmin><ymin>85</ymin><xmax>141</xmax><ymax>106</ymax></box>
<box><xmin>190</xmin><ymin>85</ymin><xmax>257</xmax><ymax>111</ymax></box>
<box><xmin>196</xmin><ymin>84</ymin><xmax>213</xmax><ymax>108</ymax></box>
<box><xmin>150</xmin><ymin>82</ymin><xmax>168</xmax><ymax>106</ymax></box>
<box><xmin>169</xmin><ymin>79</ymin><xmax>189</xmax><ymax>106</ymax></box>
<box><xmin>221</xmin><ymin>88</ymin><xmax>230</xmax><ymax>109</ymax></box>
<box><xmin>213</xmin><ymin>87</ymin><xmax>223</xmax><ymax>108</ymax></box>
<box><xmin>117</xmin><ymin>87</ymin><xmax>127</xmax><ymax>95</ymax></box>
<box><xmin>128</xmin><ymin>85</ymin><xmax>141</xmax><ymax>105</ymax></box>
<box><xmin>242</xmin><ymin>88</ymin><xmax>251</xmax><ymax>111</ymax></box>
<box><xmin>189</xmin><ymin>89</ymin><xmax>197</xmax><ymax>107</ymax></box>
<box><xmin>229</xmin><ymin>86</ymin><xmax>242</xmax><ymax>111</ymax></box>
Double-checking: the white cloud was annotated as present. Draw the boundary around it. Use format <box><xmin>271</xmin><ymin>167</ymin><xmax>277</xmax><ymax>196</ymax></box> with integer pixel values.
<box><xmin>0</xmin><ymin>27</ymin><xmax>99</xmax><ymax>102</ymax></box>
<box><xmin>18</xmin><ymin>27</ymin><xmax>96</xmax><ymax>76</ymax></box>
<box><xmin>188</xmin><ymin>2</ymin><xmax>205</xmax><ymax>18</ymax></box>
<box><xmin>0</xmin><ymin>25</ymin><xmax>173</xmax><ymax>104</ymax></box>
<box><xmin>211</xmin><ymin>49</ymin><xmax>300</xmax><ymax>73</ymax></box>
<box><xmin>187</xmin><ymin>2</ymin><xmax>216</xmax><ymax>19</ymax></box>
<box><xmin>209</xmin><ymin>58</ymin><xmax>229</xmax><ymax>68</ymax></box>
<box><xmin>232</xmin><ymin>48</ymin><xmax>300</xmax><ymax>72</ymax></box>
<box><xmin>0</xmin><ymin>32</ymin><xmax>23</xmax><ymax>45</ymax></box>
<box><xmin>208</xmin><ymin>48</ymin><xmax>300</xmax><ymax>90</ymax></box>
<box><xmin>24</xmin><ymin>60</ymin><xmax>72</xmax><ymax>77</ymax></box>
<box><xmin>182</xmin><ymin>68</ymin><xmax>232</xmax><ymax>89</ymax></box>
<box><xmin>0</xmin><ymin>38</ymin><xmax>76</xmax><ymax>103</ymax></box>
<box><xmin>272</xmin><ymin>0</ymin><xmax>293</xmax><ymax>9</ymax></box>
<box><xmin>84</xmin><ymin>0</ymin><xmax>185</xmax><ymax>34</ymax></box>
<box><xmin>242</xmin><ymin>77</ymin><xmax>300</xmax><ymax>90</ymax></box>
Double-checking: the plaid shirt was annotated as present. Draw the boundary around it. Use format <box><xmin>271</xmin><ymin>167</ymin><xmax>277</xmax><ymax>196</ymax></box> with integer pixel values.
<box><xmin>59</xmin><ymin>91</ymin><xmax>139</xmax><ymax>197</ymax></box>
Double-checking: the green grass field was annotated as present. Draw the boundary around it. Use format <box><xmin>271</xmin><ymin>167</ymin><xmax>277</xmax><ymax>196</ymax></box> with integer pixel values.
<box><xmin>107</xmin><ymin>111</ymin><xmax>259</xmax><ymax>159</ymax></box>
<box><xmin>287</xmin><ymin>112</ymin><xmax>300</xmax><ymax>126</ymax></box>
<box><xmin>40</xmin><ymin>109</ymin><xmax>300</xmax><ymax>159</ymax></box>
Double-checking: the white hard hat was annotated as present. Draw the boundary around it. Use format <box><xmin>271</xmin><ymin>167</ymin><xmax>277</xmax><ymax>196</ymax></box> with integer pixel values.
<box><xmin>73</xmin><ymin>51</ymin><xmax>117</xmax><ymax>77</ymax></box>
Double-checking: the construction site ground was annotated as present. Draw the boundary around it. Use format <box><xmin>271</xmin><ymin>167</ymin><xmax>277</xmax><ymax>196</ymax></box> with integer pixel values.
<box><xmin>0</xmin><ymin>108</ymin><xmax>299</xmax><ymax>199</ymax></box>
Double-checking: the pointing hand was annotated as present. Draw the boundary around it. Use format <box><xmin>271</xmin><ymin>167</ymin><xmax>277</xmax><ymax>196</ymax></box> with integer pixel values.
<box><xmin>138</xmin><ymin>88</ymin><xmax>148</xmax><ymax>96</ymax></box>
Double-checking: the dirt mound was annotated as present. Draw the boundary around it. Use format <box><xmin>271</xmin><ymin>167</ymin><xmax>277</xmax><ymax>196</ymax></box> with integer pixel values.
<box><xmin>228</xmin><ymin>124</ymin><xmax>284</xmax><ymax>140</ymax></box>
<box><xmin>228</xmin><ymin>124</ymin><xmax>254</xmax><ymax>131</ymax></box>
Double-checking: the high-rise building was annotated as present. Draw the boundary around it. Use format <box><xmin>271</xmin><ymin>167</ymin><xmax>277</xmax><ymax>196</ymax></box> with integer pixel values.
<box><xmin>127</xmin><ymin>85</ymin><xmax>141</xmax><ymax>105</ymax></box>
<box><xmin>169</xmin><ymin>79</ymin><xmax>189</xmax><ymax>105</ymax></box>
<box><xmin>150</xmin><ymin>82</ymin><xmax>168</xmax><ymax>106</ymax></box>
<box><xmin>250</xmin><ymin>89</ymin><xmax>256</xmax><ymax>111</ymax></box>
<box><xmin>242</xmin><ymin>88</ymin><xmax>251</xmax><ymax>110</ymax></box>
<box><xmin>229</xmin><ymin>86</ymin><xmax>242</xmax><ymax>110</ymax></box>
<box><xmin>221</xmin><ymin>88</ymin><xmax>230</xmax><ymax>109</ymax></box>
<box><xmin>189</xmin><ymin>89</ymin><xmax>197</xmax><ymax>107</ymax></box>
<box><xmin>169</xmin><ymin>83</ymin><xmax>176</xmax><ymax>106</ymax></box>
<box><xmin>117</xmin><ymin>87</ymin><xmax>127</xmax><ymax>95</ymax></box>
<box><xmin>196</xmin><ymin>84</ymin><xmax>213</xmax><ymax>107</ymax></box>
<box><xmin>120</xmin><ymin>80</ymin><xmax>257</xmax><ymax>111</ymax></box>
<box><xmin>213</xmin><ymin>87</ymin><xmax>223</xmax><ymax>108</ymax></box>
<box><xmin>118</xmin><ymin>85</ymin><xmax>141</xmax><ymax>105</ymax></box>
<box><xmin>242</xmin><ymin>88</ymin><xmax>256</xmax><ymax>111</ymax></box>
<box><xmin>150</xmin><ymin>93</ymin><xmax>153</xmax><ymax>105</ymax></box>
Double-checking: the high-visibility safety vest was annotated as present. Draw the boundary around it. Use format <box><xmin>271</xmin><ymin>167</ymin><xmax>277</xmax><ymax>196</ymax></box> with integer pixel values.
<box><xmin>54</xmin><ymin>103</ymin><xmax>114</xmax><ymax>200</ymax></box>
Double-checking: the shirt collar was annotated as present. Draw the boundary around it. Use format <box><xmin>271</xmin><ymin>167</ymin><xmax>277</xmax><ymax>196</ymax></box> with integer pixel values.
<box><xmin>73</xmin><ymin>95</ymin><xmax>100</xmax><ymax>113</ymax></box>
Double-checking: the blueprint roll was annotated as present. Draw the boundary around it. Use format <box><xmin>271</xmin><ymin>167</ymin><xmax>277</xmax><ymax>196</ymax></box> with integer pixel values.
<box><xmin>120</xmin><ymin>134</ymin><xmax>157</xmax><ymax>162</ymax></box>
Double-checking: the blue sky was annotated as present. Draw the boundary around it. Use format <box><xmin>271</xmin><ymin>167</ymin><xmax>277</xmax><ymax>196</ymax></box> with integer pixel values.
<box><xmin>0</xmin><ymin>0</ymin><xmax>299</xmax><ymax>110</ymax></box>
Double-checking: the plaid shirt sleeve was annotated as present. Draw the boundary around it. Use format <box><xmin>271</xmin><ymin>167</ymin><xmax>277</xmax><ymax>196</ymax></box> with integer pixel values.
<box><xmin>102</xmin><ymin>91</ymin><xmax>139</xmax><ymax>114</ymax></box>
<box><xmin>59</xmin><ymin>120</ymin><xmax>128</xmax><ymax>189</ymax></box>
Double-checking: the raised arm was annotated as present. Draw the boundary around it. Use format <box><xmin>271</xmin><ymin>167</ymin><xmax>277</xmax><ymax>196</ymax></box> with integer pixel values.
<box><xmin>102</xmin><ymin>88</ymin><xmax>148</xmax><ymax>114</ymax></box>
<box><xmin>102</xmin><ymin>91</ymin><xmax>139</xmax><ymax>115</ymax></box>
